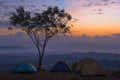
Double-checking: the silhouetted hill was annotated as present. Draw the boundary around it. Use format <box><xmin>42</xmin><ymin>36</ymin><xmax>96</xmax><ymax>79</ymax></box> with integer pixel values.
<box><xmin>71</xmin><ymin>52</ymin><xmax>120</xmax><ymax>71</ymax></box>
<box><xmin>0</xmin><ymin>51</ymin><xmax>120</xmax><ymax>71</ymax></box>
<box><xmin>0</xmin><ymin>46</ymin><xmax>25</xmax><ymax>50</ymax></box>
<box><xmin>72</xmin><ymin>52</ymin><xmax>120</xmax><ymax>61</ymax></box>
<box><xmin>99</xmin><ymin>59</ymin><xmax>120</xmax><ymax>71</ymax></box>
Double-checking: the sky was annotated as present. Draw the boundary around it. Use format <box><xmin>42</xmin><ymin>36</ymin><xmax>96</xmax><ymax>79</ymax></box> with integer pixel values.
<box><xmin>0</xmin><ymin>0</ymin><xmax>120</xmax><ymax>53</ymax></box>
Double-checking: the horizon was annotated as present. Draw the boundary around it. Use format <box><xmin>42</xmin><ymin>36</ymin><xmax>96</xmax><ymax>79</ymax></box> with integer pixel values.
<box><xmin>0</xmin><ymin>0</ymin><xmax>120</xmax><ymax>53</ymax></box>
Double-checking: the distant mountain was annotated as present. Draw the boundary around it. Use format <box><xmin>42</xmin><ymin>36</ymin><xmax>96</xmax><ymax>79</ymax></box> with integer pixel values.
<box><xmin>41</xmin><ymin>52</ymin><xmax>120</xmax><ymax>71</ymax></box>
<box><xmin>99</xmin><ymin>59</ymin><xmax>120</xmax><ymax>71</ymax></box>
<box><xmin>72</xmin><ymin>52</ymin><xmax>120</xmax><ymax>61</ymax></box>
<box><xmin>0</xmin><ymin>51</ymin><xmax>120</xmax><ymax>71</ymax></box>
<box><xmin>0</xmin><ymin>46</ymin><xmax>25</xmax><ymax>50</ymax></box>
<box><xmin>70</xmin><ymin>52</ymin><xmax>120</xmax><ymax>70</ymax></box>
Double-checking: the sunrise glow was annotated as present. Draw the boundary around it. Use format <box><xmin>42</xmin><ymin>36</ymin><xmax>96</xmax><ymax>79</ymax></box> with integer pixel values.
<box><xmin>0</xmin><ymin>0</ymin><xmax>120</xmax><ymax>37</ymax></box>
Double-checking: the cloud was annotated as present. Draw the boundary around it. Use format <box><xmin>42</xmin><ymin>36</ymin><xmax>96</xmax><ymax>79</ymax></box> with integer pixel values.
<box><xmin>0</xmin><ymin>34</ymin><xmax>30</xmax><ymax>48</ymax></box>
<box><xmin>65</xmin><ymin>0</ymin><xmax>120</xmax><ymax>14</ymax></box>
<box><xmin>0</xmin><ymin>0</ymin><xmax>120</xmax><ymax>37</ymax></box>
<box><xmin>111</xmin><ymin>33</ymin><xmax>120</xmax><ymax>37</ymax></box>
<box><xmin>0</xmin><ymin>1</ymin><xmax>5</xmax><ymax>5</ymax></box>
<box><xmin>0</xmin><ymin>28</ymin><xmax>22</xmax><ymax>36</ymax></box>
<box><xmin>0</xmin><ymin>21</ymin><xmax>10</xmax><ymax>27</ymax></box>
<box><xmin>2</xmin><ymin>5</ymin><xmax>9</xmax><ymax>10</ymax></box>
<box><xmin>19</xmin><ymin>0</ymin><xmax>25</xmax><ymax>2</ymax></box>
<box><xmin>102</xmin><ymin>0</ymin><xmax>109</xmax><ymax>2</ymax></box>
<box><xmin>93</xmin><ymin>8</ymin><xmax>104</xmax><ymax>14</ymax></box>
<box><xmin>0</xmin><ymin>33</ymin><xmax>120</xmax><ymax>53</ymax></box>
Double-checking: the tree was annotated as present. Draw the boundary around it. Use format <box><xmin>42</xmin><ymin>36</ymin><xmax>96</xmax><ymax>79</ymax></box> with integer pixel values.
<box><xmin>9</xmin><ymin>6</ymin><xmax>72</xmax><ymax>69</ymax></box>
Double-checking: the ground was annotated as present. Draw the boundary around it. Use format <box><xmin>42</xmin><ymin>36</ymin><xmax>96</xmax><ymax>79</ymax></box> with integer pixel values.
<box><xmin>0</xmin><ymin>70</ymin><xmax>120</xmax><ymax>80</ymax></box>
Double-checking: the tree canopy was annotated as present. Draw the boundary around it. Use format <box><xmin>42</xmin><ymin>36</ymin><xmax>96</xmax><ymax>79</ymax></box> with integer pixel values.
<box><xmin>9</xmin><ymin>6</ymin><xmax>72</xmax><ymax>69</ymax></box>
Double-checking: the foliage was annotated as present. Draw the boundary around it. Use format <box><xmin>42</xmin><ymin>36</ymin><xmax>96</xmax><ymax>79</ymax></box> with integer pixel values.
<box><xmin>9</xmin><ymin>6</ymin><xmax>72</xmax><ymax>69</ymax></box>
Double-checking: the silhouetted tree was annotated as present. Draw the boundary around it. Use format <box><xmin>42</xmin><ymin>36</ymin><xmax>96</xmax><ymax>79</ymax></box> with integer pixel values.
<box><xmin>9</xmin><ymin>6</ymin><xmax>72</xmax><ymax>69</ymax></box>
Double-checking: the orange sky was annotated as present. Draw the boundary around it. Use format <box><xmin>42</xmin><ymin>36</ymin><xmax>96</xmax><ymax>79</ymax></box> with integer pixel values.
<box><xmin>0</xmin><ymin>0</ymin><xmax>120</xmax><ymax>37</ymax></box>
<box><xmin>67</xmin><ymin>3</ymin><xmax>120</xmax><ymax>37</ymax></box>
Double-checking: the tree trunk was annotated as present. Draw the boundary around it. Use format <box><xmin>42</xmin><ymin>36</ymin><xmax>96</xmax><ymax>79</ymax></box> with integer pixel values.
<box><xmin>36</xmin><ymin>45</ymin><xmax>42</xmax><ymax>70</ymax></box>
<box><xmin>38</xmin><ymin>57</ymin><xmax>42</xmax><ymax>70</ymax></box>
<box><xmin>38</xmin><ymin>41</ymin><xmax>47</xmax><ymax>70</ymax></box>
<box><xmin>37</xmin><ymin>39</ymin><xmax>48</xmax><ymax>70</ymax></box>
<box><xmin>38</xmin><ymin>47</ymin><xmax>45</xmax><ymax>70</ymax></box>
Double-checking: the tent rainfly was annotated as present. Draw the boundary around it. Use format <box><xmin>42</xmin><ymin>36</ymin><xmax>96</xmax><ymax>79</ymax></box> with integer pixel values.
<box><xmin>51</xmin><ymin>61</ymin><xmax>72</xmax><ymax>72</ymax></box>
<box><xmin>74</xmin><ymin>58</ymin><xmax>106</xmax><ymax>76</ymax></box>
<box><xmin>13</xmin><ymin>62</ymin><xmax>37</xmax><ymax>73</ymax></box>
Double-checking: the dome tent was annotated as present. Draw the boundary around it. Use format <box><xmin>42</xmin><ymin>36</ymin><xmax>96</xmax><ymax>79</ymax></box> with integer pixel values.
<box><xmin>51</xmin><ymin>61</ymin><xmax>72</xmax><ymax>72</ymax></box>
<box><xmin>13</xmin><ymin>61</ymin><xmax>37</xmax><ymax>73</ymax></box>
<box><xmin>74</xmin><ymin>58</ymin><xmax>106</xmax><ymax>76</ymax></box>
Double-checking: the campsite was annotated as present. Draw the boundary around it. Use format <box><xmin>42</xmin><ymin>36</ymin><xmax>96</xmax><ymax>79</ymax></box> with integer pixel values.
<box><xmin>0</xmin><ymin>51</ymin><xmax>120</xmax><ymax>80</ymax></box>
<box><xmin>0</xmin><ymin>0</ymin><xmax>120</xmax><ymax>80</ymax></box>
<box><xmin>0</xmin><ymin>57</ymin><xmax>120</xmax><ymax>80</ymax></box>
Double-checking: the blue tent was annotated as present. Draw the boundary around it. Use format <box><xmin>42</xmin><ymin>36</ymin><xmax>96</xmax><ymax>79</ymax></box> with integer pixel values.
<box><xmin>51</xmin><ymin>61</ymin><xmax>72</xmax><ymax>72</ymax></box>
<box><xmin>13</xmin><ymin>62</ymin><xmax>37</xmax><ymax>73</ymax></box>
